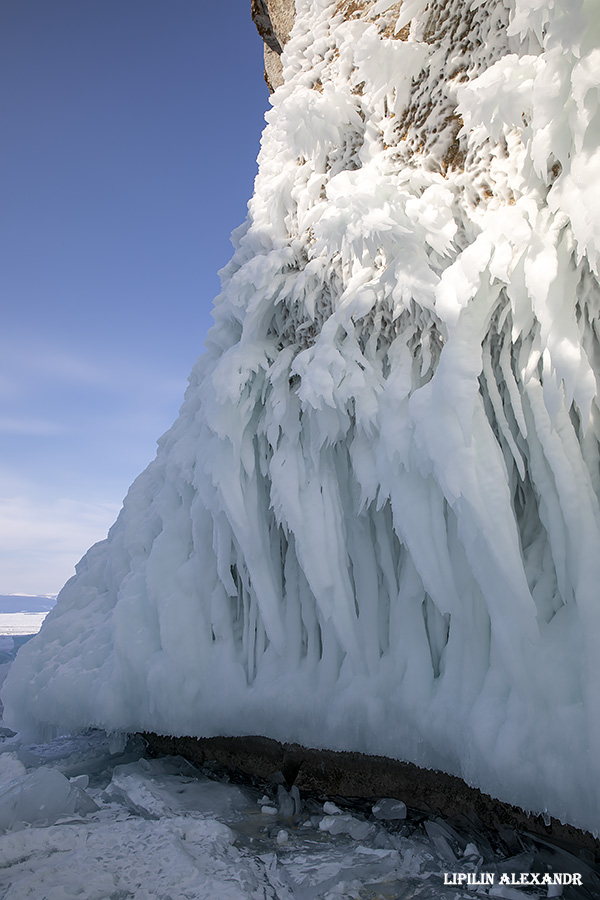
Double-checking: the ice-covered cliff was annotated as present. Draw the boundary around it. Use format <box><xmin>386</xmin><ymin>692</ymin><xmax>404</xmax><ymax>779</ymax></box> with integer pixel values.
<box><xmin>5</xmin><ymin>0</ymin><xmax>600</xmax><ymax>835</ymax></box>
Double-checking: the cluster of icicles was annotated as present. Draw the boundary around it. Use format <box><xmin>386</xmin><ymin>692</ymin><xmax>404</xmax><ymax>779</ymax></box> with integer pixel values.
<box><xmin>5</xmin><ymin>0</ymin><xmax>600</xmax><ymax>834</ymax></box>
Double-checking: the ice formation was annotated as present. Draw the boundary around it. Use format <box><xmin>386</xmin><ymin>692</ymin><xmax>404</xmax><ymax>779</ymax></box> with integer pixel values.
<box><xmin>4</xmin><ymin>0</ymin><xmax>600</xmax><ymax>834</ymax></box>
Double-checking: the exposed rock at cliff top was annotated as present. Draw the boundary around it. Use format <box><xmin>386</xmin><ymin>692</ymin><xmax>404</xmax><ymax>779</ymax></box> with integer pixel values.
<box><xmin>251</xmin><ymin>0</ymin><xmax>296</xmax><ymax>90</ymax></box>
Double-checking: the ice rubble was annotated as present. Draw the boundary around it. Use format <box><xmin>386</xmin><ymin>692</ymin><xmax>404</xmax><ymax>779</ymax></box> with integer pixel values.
<box><xmin>4</xmin><ymin>0</ymin><xmax>600</xmax><ymax>834</ymax></box>
<box><xmin>1</xmin><ymin>711</ymin><xmax>597</xmax><ymax>900</ymax></box>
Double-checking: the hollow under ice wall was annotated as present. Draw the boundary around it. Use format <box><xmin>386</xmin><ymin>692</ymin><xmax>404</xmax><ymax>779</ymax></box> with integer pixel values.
<box><xmin>4</xmin><ymin>0</ymin><xmax>600</xmax><ymax>835</ymax></box>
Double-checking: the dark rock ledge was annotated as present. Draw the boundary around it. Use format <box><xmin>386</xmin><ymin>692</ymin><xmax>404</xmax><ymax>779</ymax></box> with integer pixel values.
<box><xmin>141</xmin><ymin>731</ymin><xmax>600</xmax><ymax>863</ymax></box>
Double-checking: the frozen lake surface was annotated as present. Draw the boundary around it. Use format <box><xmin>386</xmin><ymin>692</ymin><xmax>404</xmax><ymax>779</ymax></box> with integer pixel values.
<box><xmin>1</xmin><ymin>638</ymin><xmax>599</xmax><ymax>899</ymax></box>
<box><xmin>0</xmin><ymin>614</ymin><xmax>48</xmax><ymax>636</ymax></box>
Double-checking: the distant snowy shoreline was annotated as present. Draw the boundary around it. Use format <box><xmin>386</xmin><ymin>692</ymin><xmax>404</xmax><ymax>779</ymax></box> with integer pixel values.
<box><xmin>0</xmin><ymin>594</ymin><xmax>56</xmax><ymax>615</ymax></box>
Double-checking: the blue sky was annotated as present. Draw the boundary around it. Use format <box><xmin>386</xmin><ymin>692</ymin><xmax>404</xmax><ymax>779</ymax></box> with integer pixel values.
<box><xmin>1</xmin><ymin>0</ymin><xmax>270</xmax><ymax>594</ymax></box>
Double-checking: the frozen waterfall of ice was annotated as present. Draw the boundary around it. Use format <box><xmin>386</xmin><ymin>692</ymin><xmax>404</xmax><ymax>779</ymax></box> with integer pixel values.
<box><xmin>5</xmin><ymin>0</ymin><xmax>600</xmax><ymax>835</ymax></box>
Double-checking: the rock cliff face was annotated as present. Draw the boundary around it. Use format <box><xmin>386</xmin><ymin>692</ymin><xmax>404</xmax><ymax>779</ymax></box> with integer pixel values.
<box><xmin>4</xmin><ymin>0</ymin><xmax>600</xmax><ymax>838</ymax></box>
<box><xmin>251</xmin><ymin>0</ymin><xmax>296</xmax><ymax>90</ymax></box>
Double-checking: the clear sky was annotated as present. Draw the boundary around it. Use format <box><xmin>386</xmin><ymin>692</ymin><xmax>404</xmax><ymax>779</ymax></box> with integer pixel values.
<box><xmin>1</xmin><ymin>0</ymin><xmax>270</xmax><ymax>595</ymax></box>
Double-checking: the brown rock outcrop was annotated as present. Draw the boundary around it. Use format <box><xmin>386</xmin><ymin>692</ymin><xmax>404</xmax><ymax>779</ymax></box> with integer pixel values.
<box><xmin>251</xmin><ymin>0</ymin><xmax>296</xmax><ymax>91</ymax></box>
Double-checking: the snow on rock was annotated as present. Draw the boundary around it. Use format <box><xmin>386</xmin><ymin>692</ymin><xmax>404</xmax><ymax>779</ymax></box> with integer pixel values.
<box><xmin>4</xmin><ymin>0</ymin><xmax>600</xmax><ymax>835</ymax></box>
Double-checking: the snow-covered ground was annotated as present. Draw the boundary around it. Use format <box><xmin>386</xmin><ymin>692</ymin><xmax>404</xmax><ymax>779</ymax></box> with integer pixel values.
<box><xmin>1</xmin><ymin>639</ymin><xmax>598</xmax><ymax>899</ymax></box>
